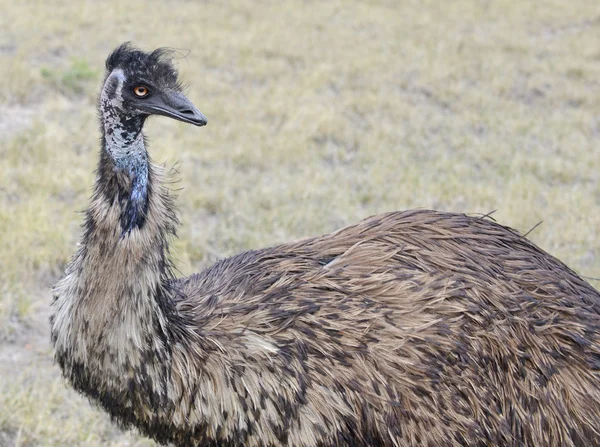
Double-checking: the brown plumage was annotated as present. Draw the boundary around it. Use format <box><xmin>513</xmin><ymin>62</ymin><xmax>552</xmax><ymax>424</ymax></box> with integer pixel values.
<box><xmin>51</xmin><ymin>43</ymin><xmax>600</xmax><ymax>447</ymax></box>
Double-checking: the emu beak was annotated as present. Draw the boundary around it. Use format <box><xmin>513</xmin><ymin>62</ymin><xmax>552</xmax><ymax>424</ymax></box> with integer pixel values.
<box><xmin>141</xmin><ymin>91</ymin><xmax>207</xmax><ymax>127</ymax></box>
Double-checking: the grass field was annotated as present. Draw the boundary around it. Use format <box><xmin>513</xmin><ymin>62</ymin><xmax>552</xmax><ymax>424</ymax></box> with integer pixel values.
<box><xmin>1</xmin><ymin>0</ymin><xmax>599</xmax><ymax>445</ymax></box>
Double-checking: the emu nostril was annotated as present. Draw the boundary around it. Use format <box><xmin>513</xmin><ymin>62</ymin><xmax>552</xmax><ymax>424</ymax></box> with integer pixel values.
<box><xmin>180</xmin><ymin>109</ymin><xmax>195</xmax><ymax>115</ymax></box>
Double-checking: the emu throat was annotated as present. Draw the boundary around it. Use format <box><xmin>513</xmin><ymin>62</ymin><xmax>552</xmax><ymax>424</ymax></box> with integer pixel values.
<box><xmin>102</xmin><ymin>113</ymin><xmax>149</xmax><ymax>234</ymax></box>
<box><xmin>118</xmin><ymin>149</ymin><xmax>149</xmax><ymax>236</ymax></box>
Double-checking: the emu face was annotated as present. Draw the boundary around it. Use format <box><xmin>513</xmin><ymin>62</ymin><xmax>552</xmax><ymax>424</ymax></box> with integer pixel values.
<box><xmin>101</xmin><ymin>43</ymin><xmax>207</xmax><ymax>128</ymax></box>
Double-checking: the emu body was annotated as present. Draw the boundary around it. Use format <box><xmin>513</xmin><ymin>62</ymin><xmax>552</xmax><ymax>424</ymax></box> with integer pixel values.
<box><xmin>51</xmin><ymin>44</ymin><xmax>600</xmax><ymax>447</ymax></box>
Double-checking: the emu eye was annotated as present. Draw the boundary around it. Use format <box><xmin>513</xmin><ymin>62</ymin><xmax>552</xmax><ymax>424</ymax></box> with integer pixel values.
<box><xmin>133</xmin><ymin>86</ymin><xmax>149</xmax><ymax>97</ymax></box>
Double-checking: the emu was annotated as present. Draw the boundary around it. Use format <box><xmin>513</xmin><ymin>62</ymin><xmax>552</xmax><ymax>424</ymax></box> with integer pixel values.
<box><xmin>51</xmin><ymin>43</ymin><xmax>600</xmax><ymax>447</ymax></box>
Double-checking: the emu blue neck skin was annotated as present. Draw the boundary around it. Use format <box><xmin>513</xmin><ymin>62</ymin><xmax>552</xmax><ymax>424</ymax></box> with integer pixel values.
<box><xmin>100</xmin><ymin>69</ymin><xmax>149</xmax><ymax>235</ymax></box>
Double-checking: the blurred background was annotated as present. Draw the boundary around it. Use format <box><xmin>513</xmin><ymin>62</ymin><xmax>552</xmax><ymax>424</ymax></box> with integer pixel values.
<box><xmin>1</xmin><ymin>0</ymin><xmax>599</xmax><ymax>445</ymax></box>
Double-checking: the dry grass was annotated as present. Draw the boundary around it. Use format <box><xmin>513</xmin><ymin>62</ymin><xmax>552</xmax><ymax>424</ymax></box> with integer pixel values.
<box><xmin>1</xmin><ymin>0</ymin><xmax>599</xmax><ymax>445</ymax></box>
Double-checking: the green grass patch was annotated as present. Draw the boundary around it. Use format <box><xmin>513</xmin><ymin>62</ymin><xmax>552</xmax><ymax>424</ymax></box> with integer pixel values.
<box><xmin>40</xmin><ymin>58</ymin><xmax>99</xmax><ymax>96</ymax></box>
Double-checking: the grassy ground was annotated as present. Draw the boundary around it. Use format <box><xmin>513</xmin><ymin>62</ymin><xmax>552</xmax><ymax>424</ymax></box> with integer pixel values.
<box><xmin>1</xmin><ymin>0</ymin><xmax>599</xmax><ymax>445</ymax></box>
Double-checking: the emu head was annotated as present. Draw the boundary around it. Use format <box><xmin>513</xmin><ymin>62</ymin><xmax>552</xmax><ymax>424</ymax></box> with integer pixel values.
<box><xmin>100</xmin><ymin>42</ymin><xmax>207</xmax><ymax>131</ymax></box>
<box><xmin>99</xmin><ymin>43</ymin><xmax>206</xmax><ymax>234</ymax></box>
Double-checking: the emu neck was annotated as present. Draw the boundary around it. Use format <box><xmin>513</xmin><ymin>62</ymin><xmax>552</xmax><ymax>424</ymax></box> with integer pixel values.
<box><xmin>102</xmin><ymin>116</ymin><xmax>149</xmax><ymax>234</ymax></box>
<box><xmin>52</xmin><ymin>110</ymin><xmax>178</xmax><ymax>384</ymax></box>
<box><xmin>103</xmin><ymin>116</ymin><xmax>146</xmax><ymax>167</ymax></box>
<box><xmin>103</xmin><ymin>128</ymin><xmax>149</xmax><ymax>234</ymax></box>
